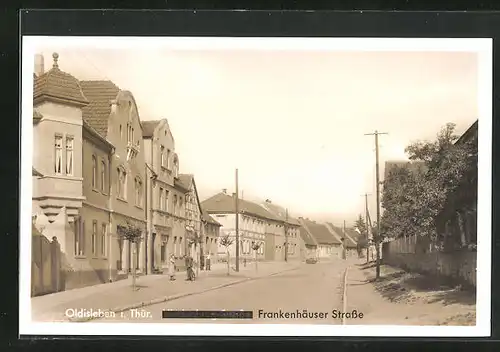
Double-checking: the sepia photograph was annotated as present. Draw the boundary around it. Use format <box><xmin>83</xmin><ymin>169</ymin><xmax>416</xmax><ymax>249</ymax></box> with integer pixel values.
<box><xmin>20</xmin><ymin>36</ymin><xmax>491</xmax><ymax>337</ymax></box>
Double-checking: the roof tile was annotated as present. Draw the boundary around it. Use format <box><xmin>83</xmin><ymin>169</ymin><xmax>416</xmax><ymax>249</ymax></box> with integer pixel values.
<box><xmin>201</xmin><ymin>192</ymin><xmax>280</xmax><ymax>221</ymax></box>
<box><xmin>80</xmin><ymin>80</ymin><xmax>120</xmax><ymax>138</ymax></box>
<box><xmin>33</xmin><ymin>54</ymin><xmax>88</xmax><ymax>107</ymax></box>
<box><xmin>300</xmin><ymin>218</ymin><xmax>341</xmax><ymax>245</ymax></box>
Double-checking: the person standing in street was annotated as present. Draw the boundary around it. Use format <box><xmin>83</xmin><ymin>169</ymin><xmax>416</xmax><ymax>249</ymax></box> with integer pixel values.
<box><xmin>186</xmin><ymin>255</ymin><xmax>195</xmax><ymax>281</ymax></box>
<box><xmin>168</xmin><ymin>254</ymin><xmax>176</xmax><ymax>281</ymax></box>
<box><xmin>206</xmin><ymin>253</ymin><xmax>211</xmax><ymax>271</ymax></box>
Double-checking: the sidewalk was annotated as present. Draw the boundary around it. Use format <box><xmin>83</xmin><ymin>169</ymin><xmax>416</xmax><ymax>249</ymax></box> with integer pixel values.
<box><xmin>31</xmin><ymin>260</ymin><xmax>300</xmax><ymax>322</ymax></box>
<box><xmin>344</xmin><ymin>262</ymin><xmax>476</xmax><ymax>326</ymax></box>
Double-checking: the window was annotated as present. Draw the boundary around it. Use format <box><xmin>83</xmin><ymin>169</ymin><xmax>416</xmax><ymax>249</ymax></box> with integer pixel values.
<box><xmin>54</xmin><ymin>135</ymin><xmax>63</xmax><ymax>174</ymax></box>
<box><xmin>159</xmin><ymin>188</ymin><xmax>164</xmax><ymax>210</ymax></box>
<box><xmin>92</xmin><ymin>221</ymin><xmax>97</xmax><ymax>255</ymax></box>
<box><xmin>166</xmin><ymin>149</ymin><xmax>171</xmax><ymax>169</ymax></box>
<box><xmin>119</xmin><ymin>124</ymin><xmax>122</xmax><ymax>140</ymax></box>
<box><xmin>100</xmin><ymin>160</ymin><xmax>106</xmax><ymax>192</ymax></box>
<box><xmin>160</xmin><ymin>145</ymin><xmax>165</xmax><ymax>167</ymax></box>
<box><xmin>101</xmin><ymin>223</ymin><xmax>107</xmax><ymax>256</ymax></box>
<box><xmin>173</xmin><ymin>159</ymin><xmax>179</xmax><ymax>177</ymax></box>
<box><xmin>117</xmin><ymin>168</ymin><xmax>127</xmax><ymax>199</ymax></box>
<box><xmin>164</xmin><ymin>190</ymin><xmax>169</xmax><ymax>212</ymax></box>
<box><xmin>65</xmin><ymin>136</ymin><xmax>73</xmax><ymax>175</ymax></box>
<box><xmin>135</xmin><ymin>178</ymin><xmax>143</xmax><ymax>207</ymax></box>
<box><xmin>173</xmin><ymin>195</ymin><xmax>177</xmax><ymax>215</ymax></box>
<box><xmin>74</xmin><ymin>217</ymin><xmax>85</xmax><ymax>256</ymax></box>
<box><xmin>92</xmin><ymin>155</ymin><xmax>97</xmax><ymax>189</ymax></box>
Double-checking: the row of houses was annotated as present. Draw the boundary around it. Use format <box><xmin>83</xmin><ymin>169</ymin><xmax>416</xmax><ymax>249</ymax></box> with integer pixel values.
<box><xmin>31</xmin><ymin>52</ymin><xmax>224</xmax><ymax>294</ymax></box>
<box><xmin>200</xmin><ymin>191</ymin><xmax>360</xmax><ymax>263</ymax></box>
<box><xmin>30</xmin><ymin>52</ymin><xmax>359</xmax><ymax>295</ymax></box>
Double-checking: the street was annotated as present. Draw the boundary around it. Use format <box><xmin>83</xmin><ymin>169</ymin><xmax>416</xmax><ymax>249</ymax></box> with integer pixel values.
<box><xmin>95</xmin><ymin>260</ymin><xmax>347</xmax><ymax>324</ymax></box>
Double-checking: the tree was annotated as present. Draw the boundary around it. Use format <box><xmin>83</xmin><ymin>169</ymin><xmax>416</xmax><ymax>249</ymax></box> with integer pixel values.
<box><xmin>187</xmin><ymin>232</ymin><xmax>202</xmax><ymax>276</ymax></box>
<box><xmin>354</xmin><ymin>215</ymin><xmax>369</xmax><ymax>257</ymax></box>
<box><xmin>381</xmin><ymin>122</ymin><xmax>477</xmax><ymax>250</ymax></box>
<box><xmin>117</xmin><ymin>220</ymin><xmax>143</xmax><ymax>291</ymax></box>
<box><xmin>219</xmin><ymin>234</ymin><xmax>234</xmax><ymax>276</ymax></box>
<box><xmin>251</xmin><ymin>241</ymin><xmax>262</xmax><ymax>272</ymax></box>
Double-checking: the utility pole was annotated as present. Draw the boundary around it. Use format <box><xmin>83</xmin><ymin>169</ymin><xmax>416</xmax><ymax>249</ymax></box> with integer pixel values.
<box><xmin>365</xmin><ymin>130</ymin><xmax>388</xmax><ymax>280</ymax></box>
<box><xmin>235</xmin><ymin>168</ymin><xmax>240</xmax><ymax>272</ymax></box>
<box><xmin>284</xmin><ymin>208</ymin><xmax>288</xmax><ymax>263</ymax></box>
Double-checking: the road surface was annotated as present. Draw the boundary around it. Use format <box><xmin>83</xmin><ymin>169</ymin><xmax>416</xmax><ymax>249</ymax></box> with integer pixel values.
<box><xmin>97</xmin><ymin>260</ymin><xmax>347</xmax><ymax>324</ymax></box>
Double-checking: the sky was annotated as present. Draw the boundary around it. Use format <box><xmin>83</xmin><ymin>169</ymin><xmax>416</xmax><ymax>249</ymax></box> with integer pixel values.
<box><xmin>33</xmin><ymin>41</ymin><xmax>479</xmax><ymax>225</ymax></box>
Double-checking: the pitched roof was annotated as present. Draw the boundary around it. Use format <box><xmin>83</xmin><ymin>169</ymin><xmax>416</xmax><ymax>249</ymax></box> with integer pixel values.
<box><xmin>299</xmin><ymin>218</ymin><xmax>340</xmax><ymax>245</ymax></box>
<box><xmin>80</xmin><ymin>80</ymin><xmax>120</xmax><ymax>138</ymax></box>
<box><xmin>141</xmin><ymin>120</ymin><xmax>161</xmax><ymax>138</ymax></box>
<box><xmin>33</xmin><ymin>53</ymin><xmax>88</xmax><ymax>107</ymax></box>
<box><xmin>456</xmin><ymin>120</ymin><xmax>478</xmax><ymax>145</ymax></box>
<box><xmin>201</xmin><ymin>192</ymin><xmax>280</xmax><ymax>221</ymax></box>
<box><xmin>327</xmin><ymin>223</ymin><xmax>357</xmax><ymax>248</ymax></box>
<box><xmin>201</xmin><ymin>209</ymin><xmax>221</xmax><ymax>226</ymax></box>
<box><xmin>259</xmin><ymin>201</ymin><xmax>301</xmax><ymax>226</ymax></box>
<box><xmin>299</xmin><ymin>226</ymin><xmax>317</xmax><ymax>247</ymax></box>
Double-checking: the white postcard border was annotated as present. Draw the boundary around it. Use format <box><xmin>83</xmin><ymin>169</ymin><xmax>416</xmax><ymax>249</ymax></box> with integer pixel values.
<box><xmin>20</xmin><ymin>36</ymin><xmax>492</xmax><ymax>337</ymax></box>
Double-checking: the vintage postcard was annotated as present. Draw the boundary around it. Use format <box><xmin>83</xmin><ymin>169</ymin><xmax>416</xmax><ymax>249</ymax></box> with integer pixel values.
<box><xmin>20</xmin><ymin>36</ymin><xmax>491</xmax><ymax>337</ymax></box>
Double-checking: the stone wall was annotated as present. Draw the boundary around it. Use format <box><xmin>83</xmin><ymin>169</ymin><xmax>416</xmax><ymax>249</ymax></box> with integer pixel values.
<box><xmin>382</xmin><ymin>235</ymin><xmax>476</xmax><ymax>287</ymax></box>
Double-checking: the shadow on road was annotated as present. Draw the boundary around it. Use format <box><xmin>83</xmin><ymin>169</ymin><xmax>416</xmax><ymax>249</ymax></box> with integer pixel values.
<box><xmin>362</xmin><ymin>265</ymin><xmax>476</xmax><ymax>306</ymax></box>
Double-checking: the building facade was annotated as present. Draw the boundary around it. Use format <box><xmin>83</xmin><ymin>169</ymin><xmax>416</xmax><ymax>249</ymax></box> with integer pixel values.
<box><xmin>80</xmin><ymin>79</ymin><xmax>148</xmax><ymax>279</ymax></box>
<box><xmin>259</xmin><ymin>199</ymin><xmax>301</xmax><ymax>261</ymax></box>
<box><xmin>142</xmin><ymin>119</ymin><xmax>188</xmax><ymax>273</ymax></box>
<box><xmin>201</xmin><ymin>191</ymin><xmax>269</xmax><ymax>263</ymax></box>
<box><xmin>32</xmin><ymin>52</ymin><xmax>152</xmax><ymax>290</ymax></box>
<box><xmin>202</xmin><ymin>210</ymin><xmax>222</xmax><ymax>258</ymax></box>
<box><xmin>176</xmin><ymin>174</ymin><xmax>203</xmax><ymax>262</ymax></box>
<box><xmin>299</xmin><ymin>218</ymin><xmax>342</xmax><ymax>259</ymax></box>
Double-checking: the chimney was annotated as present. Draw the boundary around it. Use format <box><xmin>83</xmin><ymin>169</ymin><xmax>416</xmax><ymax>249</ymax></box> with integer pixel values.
<box><xmin>222</xmin><ymin>189</ymin><xmax>227</xmax><ymax>194</ymax></box>
<box><xmin>34</xmin><ymin>54</ymin><xmax>44</xmax><ymax>76</ymax></box>
<box><xmin>265</xmin><ymin>199</ymin><xmax>271</xmax><ymax>203</ymax></box>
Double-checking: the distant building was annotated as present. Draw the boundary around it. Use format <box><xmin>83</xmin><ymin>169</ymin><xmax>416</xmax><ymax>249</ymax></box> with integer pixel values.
<box><xmin>259</xmin><ymin>199</ymin><xmax>301</xmax><ymax>261</ymax></box>
<box><xmin>201</xmin><ymin>191</ymin><xmax>271</xmax><ymax>263</ymax></box>
<box><xmin>201</xmin><ymin>209</ymin><xmax>222</xmax><ymax>259</ymax></box>
<box><xmin>298</xmin><ymin>218</ymin><xmax>341</xmax><ymax>259</ymax></box>
<box><xmin>298</xmin><ymin>226</ymin><xmax>318</xmax><ymax>260</ymax></box>
<box><xmin>326</xmin><ymin>223</ymin><xmax>358</xmax><ymax>257</ymax></box>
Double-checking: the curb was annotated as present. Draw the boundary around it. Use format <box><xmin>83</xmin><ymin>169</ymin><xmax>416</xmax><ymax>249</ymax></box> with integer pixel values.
<box><xmin>67</xmin><ymin>265</ymin><xmax>300</xmax><ymax>323</ymax></box>
<box><xmin>341</xmin><ymin>267</ymin><xmax>349</xmax><ymax>326</ymax></box>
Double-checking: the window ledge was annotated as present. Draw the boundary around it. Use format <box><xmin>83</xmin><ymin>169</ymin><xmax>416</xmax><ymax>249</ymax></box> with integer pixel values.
<box><xmin>74</xmin><ymin>255</ymin><xmax>86</xmax><ymax>259</ymax></box>
<box><xmin>92</xmin><ymin>188</ymin><xmax>100</xmax><ymax>193</ymax></box>
<box><xmin>117</xmin><ymin>197</ymin><xmax>128</xmax><ymax>203</ymax></box>
<box><xmin>135</xmin><ymin>205</ymin><xmax>144</xmax><ymax>210</ymax></box>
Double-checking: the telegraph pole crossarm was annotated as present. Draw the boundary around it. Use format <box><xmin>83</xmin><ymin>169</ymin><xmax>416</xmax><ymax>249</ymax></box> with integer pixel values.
<box><xmin>364</xmin><ymin>130</ymin><xmax>388</xmax><ymax>280</ymax></box>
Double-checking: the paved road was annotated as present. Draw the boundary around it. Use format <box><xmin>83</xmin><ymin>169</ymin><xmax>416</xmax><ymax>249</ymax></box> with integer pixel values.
<box><xmin>97</xmin><ymin>260</ymin><xmax>347</xmax><ymax>324</ymax></box>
